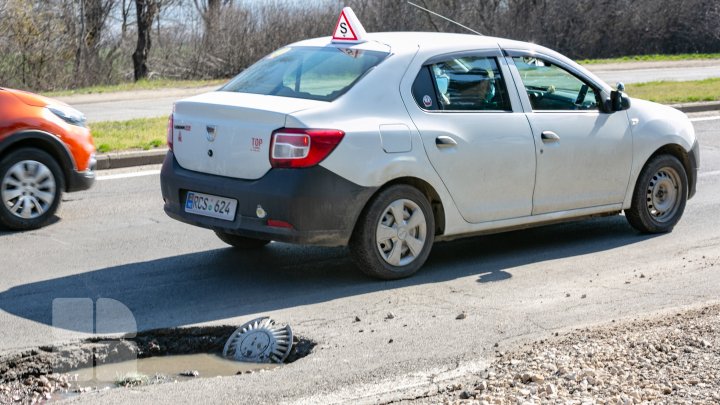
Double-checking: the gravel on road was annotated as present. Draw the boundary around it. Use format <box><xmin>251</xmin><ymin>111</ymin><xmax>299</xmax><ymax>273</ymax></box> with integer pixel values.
<box><xmin>396</xmin><ymin>304</ymin><xmax>720</xmax><ymax>405</ymax></box>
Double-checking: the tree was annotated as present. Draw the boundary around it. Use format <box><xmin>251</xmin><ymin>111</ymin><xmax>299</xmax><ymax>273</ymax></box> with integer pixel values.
<box><xmin>132</xmin><ymin>0</ymin><xmax>160</xmax><ymax>81</ymax></box>
<box><xmin>192</xmin><ymin>0</ymin><xmax>232</xmax><ymax>54</ymax></box>
<box><xmin>120</xmin><ymin>0</ymin><xmax>133</xmax><ymax>37</ymax></box>
<box><xmin>193</xmin><ymin>0</ymin><xmax>232</xmax><ymax>32</ymax></box>
<box><xmin>74</xmin><ymin>0</ymin><xmax>115</xmax><ymax>86</ymax></box>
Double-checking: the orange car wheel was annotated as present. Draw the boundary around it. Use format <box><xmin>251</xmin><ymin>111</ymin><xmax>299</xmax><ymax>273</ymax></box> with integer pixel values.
<box><xmin>0</xmin><ymin>148</ymin><xmax>64</xmax><ymax>230</ymax></box>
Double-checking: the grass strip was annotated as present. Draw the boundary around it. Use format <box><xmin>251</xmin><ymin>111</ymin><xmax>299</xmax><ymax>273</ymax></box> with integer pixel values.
<box><xmin>581</xmin><ymin>53</ymin><xmax>720</xmax><ymax>65</ymax></box>
<box><xmin>625</xmin><ymin>78</ymin><xmax>720</xmax><ymax>104</ymax></box>
<box><xmin>90</xmin><ymin>116</ymin><xmax>167</xmax><ymax>153</ymax></box>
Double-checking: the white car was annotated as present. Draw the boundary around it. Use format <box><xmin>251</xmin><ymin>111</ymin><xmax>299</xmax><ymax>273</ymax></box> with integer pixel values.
<box><xmin>160</xmin><ymin>10</ymin><xmax>699</xmax><ymax>279</ymax></box>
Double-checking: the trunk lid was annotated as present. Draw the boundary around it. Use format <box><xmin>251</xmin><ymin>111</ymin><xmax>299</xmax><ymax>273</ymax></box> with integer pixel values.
<box><xmin>172</xmin><ymin>92</ymin><xmax>326</xmax><ymax>180</ymax></box>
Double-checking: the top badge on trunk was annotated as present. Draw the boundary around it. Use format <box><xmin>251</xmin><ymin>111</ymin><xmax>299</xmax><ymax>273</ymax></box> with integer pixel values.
<box><xmin>206</xmin><ymin>125</ymin><xmax>217</xmax><ymax>142</ymax></box>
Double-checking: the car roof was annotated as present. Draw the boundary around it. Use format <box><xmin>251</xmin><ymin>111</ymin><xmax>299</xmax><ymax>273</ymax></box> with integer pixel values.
<box><xmin>292</xmin><ymin>32</ymin><xmax>554</xmax><ymax>56</ymax></box>
<box><xmin>292</xmin><ymin>32</ymin><xmax>498</xmax><ymax>55</ymax></box>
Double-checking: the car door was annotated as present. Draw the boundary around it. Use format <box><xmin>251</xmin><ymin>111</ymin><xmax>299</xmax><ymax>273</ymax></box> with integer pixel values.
<box><xmin>405</xmin><ymin>51</ymin><xmax>536</xmax><ymax>224</ymax></box>
<box><xmin>506</xmin><ymin>53</ymin><xmax>633</xmax><ymax>215</ymax></box>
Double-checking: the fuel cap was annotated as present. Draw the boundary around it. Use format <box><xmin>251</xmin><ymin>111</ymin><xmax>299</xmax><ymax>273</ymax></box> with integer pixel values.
<box><xmin>223</xmin><ymin>317</ymin><xmax>293</xmax><ymax>363</ymax></box>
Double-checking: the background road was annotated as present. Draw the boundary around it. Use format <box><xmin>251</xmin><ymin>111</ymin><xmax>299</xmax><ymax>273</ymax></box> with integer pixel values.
<box><xmin>588</xmin><ymin>59</ymin><xmax>720</xmax><ymax>87</ymax></box>
<box><xmin>57</xmin><ymin>60</ymin><xmax>720</xmax><ymax>123</ymax></box>
<box><xmin>0</xmin><ymin>115</ymin><xmax>718</xmax><ymax>403</ymax></box>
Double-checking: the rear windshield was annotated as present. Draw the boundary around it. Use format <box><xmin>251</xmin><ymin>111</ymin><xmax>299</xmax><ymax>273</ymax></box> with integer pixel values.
<box><xmin>221</xmin><ymin>46</ymin><xmax>389</xmax><ymax>102</ymax></box>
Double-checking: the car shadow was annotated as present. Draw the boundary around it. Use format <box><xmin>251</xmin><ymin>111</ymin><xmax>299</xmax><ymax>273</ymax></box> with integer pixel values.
<box><xmin>0</xmin><ymin>216</ymin><xmax>659</xmax><ymax>333</ymax></box>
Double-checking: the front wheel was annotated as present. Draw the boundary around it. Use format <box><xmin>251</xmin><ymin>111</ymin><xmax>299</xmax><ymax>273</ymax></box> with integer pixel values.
<box><xmin>625</xmin><ymin>154</ymin><xmax>688</xmax><ymax>233</ymax></box>
<box><xmin>0</xmin><ymin>148</ymin><xmax>64</xmax><ymax>231</ymax></box>
<box><xmin>215</xmin><ymin>231</ymin><xmax>270</xmax><ymax>249</ymax></box>
<box><xmin>350</xmin><ymin>184</ymin><xmax>435</xmax><ymax>280</ymax></box>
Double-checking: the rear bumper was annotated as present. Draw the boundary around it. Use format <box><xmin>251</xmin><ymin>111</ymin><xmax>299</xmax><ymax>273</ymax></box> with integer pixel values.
<box><xmin>160</xmin><ymin>152</ymin><xmax>376</xmax><ymax>246</ymax></box>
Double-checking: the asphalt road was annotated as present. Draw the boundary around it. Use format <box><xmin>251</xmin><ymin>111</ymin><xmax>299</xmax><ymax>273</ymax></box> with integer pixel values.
<box><xmin>56</xmin><ymin>86</ymin><xmax>220</xmax><ymax>123</ymax></box>
<box><xmin>589</xmin><ymin>59</ymin><xmax>720</xmax><ymax>87</ymax></box>
<box><xmin>58</xmin><ymin>60</ymin><xmax>720</xmax><ymax>123</ymax></box>
<box><xmin>0</xmin><ymin>115</ymin><xmax>718</xmax><ymax>404</ymax></box>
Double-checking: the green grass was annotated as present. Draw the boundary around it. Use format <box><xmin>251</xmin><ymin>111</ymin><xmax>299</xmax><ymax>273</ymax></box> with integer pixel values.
<box><xmin>90</xmin><ymin>117</ymin><xmax>167</xmax><ymax>153</ymax></box>
<box><xmin>581</xmin><ymin>53</ymin><xmax>720</xmax><ymax>65</ymax></box>
<box><xmin>625</xmin><ymin>78</ymin><xmax>720</xmax><ymax>104</ymax></box>
<box><xmin>42</xmin><ymin>78</ymin><xmax>227</xmax><ymax>97</ymax></box>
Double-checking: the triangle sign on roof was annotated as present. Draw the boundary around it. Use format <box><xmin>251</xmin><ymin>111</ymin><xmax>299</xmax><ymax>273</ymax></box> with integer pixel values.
<box><xmin>332</xmin><ymin>7</ymin><xmax>367</xmax><ymax>44</ymax></box>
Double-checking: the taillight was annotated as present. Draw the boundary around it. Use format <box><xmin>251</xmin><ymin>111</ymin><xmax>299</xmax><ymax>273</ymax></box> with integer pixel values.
<box><xmin>270</xmin><ymin>128</ymin><xmax>345</xmax><ymax>168</ymax></box>
<box><xmin>166</xmin><ymin>114</ymin><xmax>174</xmax><ymax>151</ymax></box>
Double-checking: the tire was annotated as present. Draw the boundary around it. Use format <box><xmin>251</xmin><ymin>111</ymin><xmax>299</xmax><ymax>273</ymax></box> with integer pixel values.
<box><xmin>350</xmin><ymin>184</ymin><xmax>435</xmax><ymax>280</ymax></box>
<box><xmin>215</xmin><ymin>231</ymin><xmax>270</xmax><ymax>249</ymax></box>
<box><xmin>0</xmin><ymin>148</ymin><xmax>64</xmax><ymax>231</ymax></box>
<box><xmin>625</xmin><ymin>154</ymin><xmax>688</xmax><ymax>233</ymax></box>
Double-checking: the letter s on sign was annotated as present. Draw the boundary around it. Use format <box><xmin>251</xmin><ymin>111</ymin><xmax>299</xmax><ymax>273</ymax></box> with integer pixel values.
<box><xmin>340</xmin><ymin>22</ymin><xmax>348</xmax><ymax>35</ymax></box>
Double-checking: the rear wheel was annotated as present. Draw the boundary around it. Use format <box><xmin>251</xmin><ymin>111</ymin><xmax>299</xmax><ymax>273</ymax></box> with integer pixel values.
<box><xmin>0</xmin><ymin>148</ymin><xmax>63</xmax><ymax>231</ymax></box>
<box><xmin>215</xmin><ymin>231</ymin><xmax>270</xmax><ymax>249</ymax></box>
<box><xmin>350</xmin><ymin>184</ymin><xmax>435</xmax><ymax>280</ymax></box>
<box><xmin>625</xmin><ymin>154</ymin><xmax>687</xmax><ymax>233</ymax></box>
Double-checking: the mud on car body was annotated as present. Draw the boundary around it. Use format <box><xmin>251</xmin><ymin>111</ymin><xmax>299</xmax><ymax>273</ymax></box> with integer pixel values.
<box><xmin>161</xmin><ymin>8</ymin><xmax>699</xmax><ymax>279</ymax></box>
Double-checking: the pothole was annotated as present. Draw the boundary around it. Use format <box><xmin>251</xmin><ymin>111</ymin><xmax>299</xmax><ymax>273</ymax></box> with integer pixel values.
<box><xmin>0</xmin><ymin>325</ymin><xmax>316</xmax><ymax>403</ymax></box>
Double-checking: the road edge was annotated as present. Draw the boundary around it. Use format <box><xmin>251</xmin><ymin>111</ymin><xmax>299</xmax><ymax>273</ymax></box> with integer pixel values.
<box><xmin>96</xmin><ymin>149</ymin><xmax>167</xmax><ymax>170</ymax></box>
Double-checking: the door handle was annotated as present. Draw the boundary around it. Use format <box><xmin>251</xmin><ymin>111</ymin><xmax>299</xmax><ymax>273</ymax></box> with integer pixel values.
<box><xmin>435</xmin><ymin>136</ymin><xmax>457</xmax><ymax>148</ymax></box>
<box><xmin>541</xmin><ymin>131</ymin><xmax>560</xmax><ymax>143</ymax></box>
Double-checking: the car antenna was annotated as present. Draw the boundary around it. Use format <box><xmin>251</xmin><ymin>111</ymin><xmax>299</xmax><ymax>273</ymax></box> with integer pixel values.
<box><xmin>406</xmin><ymin>1</ymin><xmax>483</xmax><ymax>36</ymax></box>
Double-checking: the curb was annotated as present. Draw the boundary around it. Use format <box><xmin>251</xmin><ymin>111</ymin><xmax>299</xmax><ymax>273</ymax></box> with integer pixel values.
<box><xmin>96</xmin><ymin>149</ymin><xmax>167</xmax><ymax>170</ymax></box>
<box><xmin>670</xmin><ymin>101</ymin><xmax>720</xmax><ymax>113</ymax></box>
<box><xmin>95</xmin><ymin>101</ymin><xmax>718</xmax><ymax>171</ymax></box>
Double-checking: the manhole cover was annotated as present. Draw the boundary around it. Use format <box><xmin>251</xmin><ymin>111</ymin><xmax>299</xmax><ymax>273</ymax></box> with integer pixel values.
<box><xmin>223</xmin><ymin>317</ymin><xmax>292</xmax><ymax>363</ymax></box>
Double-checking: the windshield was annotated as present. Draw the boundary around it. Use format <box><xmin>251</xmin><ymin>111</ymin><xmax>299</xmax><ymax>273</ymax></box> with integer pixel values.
<box><xmin>221</xmin><ymin>46</ymin><xmax>389</xmax><ymax>102</ymax></box>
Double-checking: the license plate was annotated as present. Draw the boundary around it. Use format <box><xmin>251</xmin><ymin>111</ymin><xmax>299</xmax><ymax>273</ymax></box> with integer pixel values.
<box><xmin>185</xmin><ymin>191</ymin><xmax>237</xmax><ymax>221</ymax></box>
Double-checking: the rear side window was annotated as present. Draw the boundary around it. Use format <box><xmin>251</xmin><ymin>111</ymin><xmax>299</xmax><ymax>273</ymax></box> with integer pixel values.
<box><xmin>413</xmin><ymin>56</ymin><xmax>512</xmax><ymax>111</ymax></box>
<box><xmin>411</xmin><ymin>67</ymin><xmax>440</xmax><ymax>110</ymax></box>
<box><xmin>221</xmin><ymin>47</ymin><xmax>389</xmax><ymax>102</ymax></box>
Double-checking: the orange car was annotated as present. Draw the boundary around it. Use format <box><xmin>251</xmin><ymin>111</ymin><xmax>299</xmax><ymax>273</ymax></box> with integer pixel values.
<box><xmin>0</xmin><ymin>88</ymin><xmax>95</xmax><ymax>230</ymax></box>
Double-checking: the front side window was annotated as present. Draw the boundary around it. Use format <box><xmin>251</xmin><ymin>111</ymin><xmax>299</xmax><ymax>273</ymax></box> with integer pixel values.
<box><xmin>512</xmin><ymin>57</ymin><xmax>598</xmax><ymax>111</ymax></box>
<box><xmin>413</xmin><ymin>56</ymin><xmax>511</xmax><ymax>111</ymax></box>
<box><xmin>222</xmin><ymin>47</ymin><xmax>388</xmax><ymax>102</ymax></box>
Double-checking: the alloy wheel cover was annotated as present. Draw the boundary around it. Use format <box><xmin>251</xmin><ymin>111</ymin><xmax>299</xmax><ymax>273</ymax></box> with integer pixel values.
<box><xmin>1</xmin><ymin>160</ymin><xmax>56</xmax><ymax>220</ymax></box>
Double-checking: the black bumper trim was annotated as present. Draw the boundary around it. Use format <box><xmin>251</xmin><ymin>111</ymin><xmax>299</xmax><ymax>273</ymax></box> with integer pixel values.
<box><xmin>688</xmin><ymin>139</ymin><xmax>699</xmax><ymax>200</ymax></box>
<box><xmin>66</xmin><ymin>169</ymin><xmax>96</xmax><ymax>192</ymax></box>
<box><xmin>160</xmin><ymin>152</ymin><xmax>377</xmax><ymax>246</ymax></box>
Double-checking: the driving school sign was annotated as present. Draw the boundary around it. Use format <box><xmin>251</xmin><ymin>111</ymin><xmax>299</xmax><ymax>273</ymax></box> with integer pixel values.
<box><xmin>332</xmin><ymin>7</ymin><xmax>367</xmax><ymax>43</ymax></box>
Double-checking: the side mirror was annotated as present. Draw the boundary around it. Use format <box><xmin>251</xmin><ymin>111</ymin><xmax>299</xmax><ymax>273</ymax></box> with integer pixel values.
<box><xmin>608</xmin><ymin>90</ymin><xmax>631</xmax><ymax>112</ymax></box>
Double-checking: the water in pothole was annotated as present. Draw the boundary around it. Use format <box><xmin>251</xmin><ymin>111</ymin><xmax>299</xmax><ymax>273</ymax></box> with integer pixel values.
<box><xmin>71</xmin><ymin>353</ymin><xmax>278</xmax><ymax>389</ymax></box>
